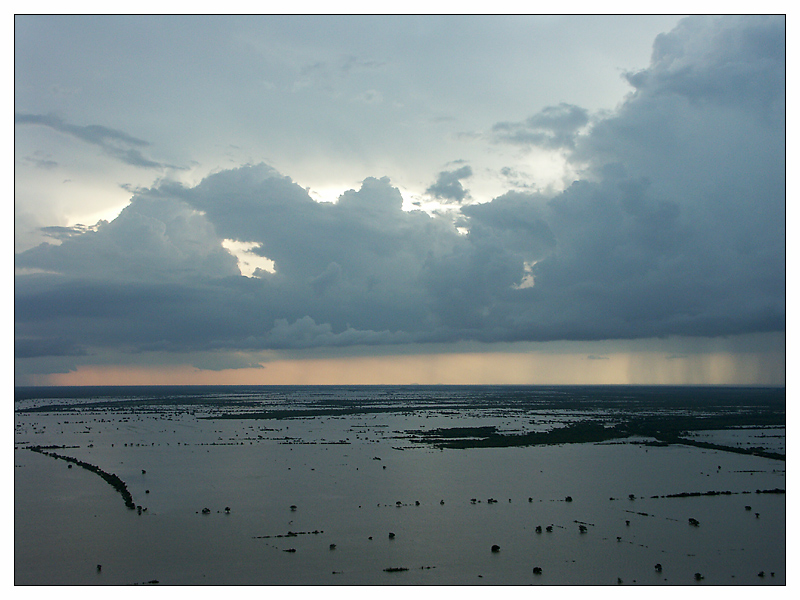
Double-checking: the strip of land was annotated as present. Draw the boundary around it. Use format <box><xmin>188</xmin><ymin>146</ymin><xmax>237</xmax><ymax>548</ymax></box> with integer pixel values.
<box><xmin>407</xmin><ymin>416</ymin><xmax>785</xmax><ymax>460</ymax></box>
<box><xmin>27</xmin><ymin>446</ymin><xmax>137</xmax><ymax>509</ymax></box>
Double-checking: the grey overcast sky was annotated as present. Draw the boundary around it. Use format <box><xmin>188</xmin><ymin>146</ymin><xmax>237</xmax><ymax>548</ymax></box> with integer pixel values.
<box><xmin>14</xmin><ymin>14</ymin><xmax>786</xmax><ymax>386</ymax></box>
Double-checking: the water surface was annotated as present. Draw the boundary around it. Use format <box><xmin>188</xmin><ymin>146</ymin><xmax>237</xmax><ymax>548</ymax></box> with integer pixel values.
<box><xmin>14</xmin><ymin>385</ymin><xmax>785</xmax><ymax>585</ymax></box>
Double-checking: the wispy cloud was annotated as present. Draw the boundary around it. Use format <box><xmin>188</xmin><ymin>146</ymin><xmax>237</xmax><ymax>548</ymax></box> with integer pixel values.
<box><xmin>39</xmin><ymin>223</ymin><xmax>103</xmax><ymax>241</ymax></box>
<box><xmin>14</xmin><ymin>112</ymin><xmax>177</xmax><ymax>169</ymax></box>
<box><xmin>22</xmin><ymin>153</ymin><xmax>58</xmax><ymax>169</ymax></box>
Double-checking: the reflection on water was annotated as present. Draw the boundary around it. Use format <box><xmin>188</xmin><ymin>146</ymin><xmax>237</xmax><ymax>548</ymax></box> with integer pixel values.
<box><xmin>14</xmin><ymin>385</ymin><xmax>785</xmax><ymax>585</ymax></box>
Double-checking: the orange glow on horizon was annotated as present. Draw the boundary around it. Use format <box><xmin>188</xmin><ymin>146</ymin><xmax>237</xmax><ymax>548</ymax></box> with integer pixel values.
<box><xmin>26</xmin><ymin>350</ymin><xmax>785</xmax><ymax>387</ymax></box>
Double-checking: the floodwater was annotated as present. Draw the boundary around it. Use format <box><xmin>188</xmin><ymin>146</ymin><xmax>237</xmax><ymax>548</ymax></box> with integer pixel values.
<box><xmin>14</xmin><ymin>385</ymin><xmax>785</xmax><ymax>585</ymax></box>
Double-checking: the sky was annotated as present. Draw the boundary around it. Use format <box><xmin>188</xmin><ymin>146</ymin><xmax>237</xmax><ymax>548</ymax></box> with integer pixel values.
<box><xmin>13</xmin><ymin>14</ymin><xmax>787</xmax><ymax>386</ymax></box>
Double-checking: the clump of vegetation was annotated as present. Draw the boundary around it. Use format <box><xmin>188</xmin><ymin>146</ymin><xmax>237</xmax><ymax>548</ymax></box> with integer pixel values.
<box><xmin>398</xmin><ymin>390</ymin><xmax>784</xmax><ymax>459</ymax></box>
<box><xmin>408</xmin><ymin>422</ymin><xmax>622</xmax><ymax>449</ymax></box>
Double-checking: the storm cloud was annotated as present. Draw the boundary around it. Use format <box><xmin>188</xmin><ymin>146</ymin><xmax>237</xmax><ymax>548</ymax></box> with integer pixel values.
<box><xmin>14</xmin><ymin>16</ymin><xmax>784</xmax><ymax>365</ymax></box>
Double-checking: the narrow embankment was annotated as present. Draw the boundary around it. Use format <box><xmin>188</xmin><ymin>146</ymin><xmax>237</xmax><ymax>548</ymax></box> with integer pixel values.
<box><xmin>27</xmin><ymin>446</ymin><xmax>136</xmax><ymax>510</ymax></box>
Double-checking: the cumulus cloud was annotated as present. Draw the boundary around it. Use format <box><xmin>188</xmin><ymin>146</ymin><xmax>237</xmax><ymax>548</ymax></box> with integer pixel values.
<box><xmin>14</xmin><ymin>16</ymin><xmax>784</xmax><ymax>364</ymax></box>
<box><xmin>547</xmin><ymin>15</ymin><xmax>785</xmax><ymax>339</ymax></box>
<box><xmin>16</xmin><ymin>194</ymin><xmax>240</xmax><ymax>282</ymax></box>
<box><xmin>623</xmin><ymin>15</ymin><xmax>784</xmax><ymax>117</ymax></box>
<box><xmin>425</xmin><ymin>165</ymin><xmax>473</xmax><ymax>203</ymax></box>
<box><xmin>14</xmin><ymin>112</ymin><xmax>176</xmax><ymax>169</ymax></box>
<box><xmin>15</xmin><ymin>167</ymin><xmax>471</xmax><ymax>358</ymax></box>
<box><xmin>492</xmin><ymin>103</ymin><xmax>589</xmax><ymax>149</ymax></box>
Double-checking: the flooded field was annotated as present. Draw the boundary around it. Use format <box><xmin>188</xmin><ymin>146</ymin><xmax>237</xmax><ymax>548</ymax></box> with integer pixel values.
<box><xmin>14</xmin><ymin>385</ymin><xmax>785</xmax><ymax>585</ymax></box>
